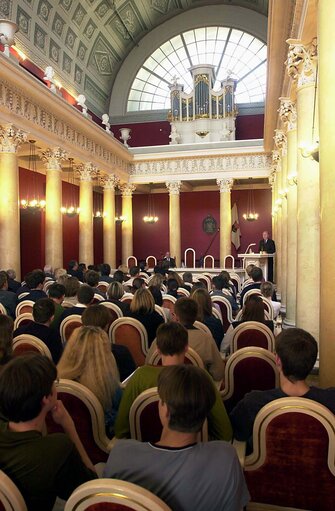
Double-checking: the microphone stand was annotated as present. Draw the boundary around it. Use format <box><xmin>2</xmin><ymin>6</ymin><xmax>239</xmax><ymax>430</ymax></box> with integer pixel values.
<box><xmin>200</xmin><ymin>228</ymin><xmax>220</xmax><ymax>267</ymax></box>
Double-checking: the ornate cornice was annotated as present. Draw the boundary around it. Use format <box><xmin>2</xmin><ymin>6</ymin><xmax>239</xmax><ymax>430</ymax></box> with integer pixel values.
<box><xmin>41</xmin><ymin>147</ymin><xmax>67</xmax><ymax>170</ymax></box>
<box><xmin>166</xmin><ymin>181</ymin><xmax>181</xmax><ymax>195</ymax></box>
<box><xmin>0</xmin><ymin>124</ymin><xmax>27</xmax><ymax>153</ymax></box>
<box><xmin>217</xmin><ymin>178</ymin><xmax>233</xmax><ymax>193</ymax></box>
<box><xmin>75</xmin><ymin>162</ymin><xmax>98</xmax><ymax>181</ymax></box>
<box><xmin>286</xmin><ymin>38</ymin><xmax>318</xmax><ymax>87</ymax></box>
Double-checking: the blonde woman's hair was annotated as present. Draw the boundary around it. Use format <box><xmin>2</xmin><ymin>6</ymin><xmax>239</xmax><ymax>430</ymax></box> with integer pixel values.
<box><xmin>149</xmin><ymin>273</ymin><xmax>164</xmax><ymax>289</ymax></box>
<box><xmin>107</xmin><ymin>281</ymin><xmax>124</xmax><ymax>300</ymax></box>
<box><xmin>130</xmin><ymin>288</ymin><xmax>155</xmax><ymax>314</ymax></box>
<box><xmin>57</xmin><ymin>326</ymin><xmax>120</xmax><ymax>408</ymax></box>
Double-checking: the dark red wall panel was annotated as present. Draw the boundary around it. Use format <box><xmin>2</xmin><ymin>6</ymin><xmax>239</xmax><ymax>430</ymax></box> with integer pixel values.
<box><xmin>236</xmin><ymin>114</ymin><xmax>264</xmax><ymax>140</ymax></box>
<box><xmin>111</xmin><ymin>121</ymin><xmax>171</xmax><ymax>147</ymax></box>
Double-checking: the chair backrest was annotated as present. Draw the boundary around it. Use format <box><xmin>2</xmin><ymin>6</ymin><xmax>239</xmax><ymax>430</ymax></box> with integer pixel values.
<box><xmin>97</xmin><ymin>281</ymin><xmax>109</xmax><ymax>294</ymax></box>
<box><xmin>154</xmin><ymin>305</ymin><xmax>168</xmax><ymax>322</ymax></box>
<box><xmin>241</xmin><ymin>287</ymin><xmax>262</xmax><ymax>306</ymax></box>
<box><xmin>177</xmin><ymin>287</ymin><xmax>190</xmax><ymax>297</ymax></box>
<box><xmin>12</xmin><ymin>335</ymin><xmax>52</xmax><ymax>359</ymax></box>
<box><xmin>120</xmin><ymin>292</ymin><xmax>134</xmax><ymax>304</ymax></box>
<box><xmin>210</xmin><ymin>296</ymin><xmax>233</xmax><ymax>333</ymax></box>
<box><xmin>13</xmin><ymin>313</ymin><xmax>33</xmax><ymax>330</ymax></box>
<box><xmin>224</xmin><ymin>255</ymin><xmax>234</xmax><ymax>269</ymax></box>
<box><xmin>197</xmin><ymin>274</ymin><xmax>211</xmax><ymax>290</ymax></box>
<box><xmin>46</xmin><ymin>379</ymin><xmax>112</xmax><ymax>465</ymax></box>
<box><xmin>193</xmin><ymin>320</ymin><xmax>212</xmax><ymax>337</ymax></box>
<box><xmin>127</xmin><ymin>256</ymin><xmax>138</xmax><ymax>269</ymax></box>
<box><xmin>147</xmin><ymin>347</ymin><xmax>205</xmax><ymax>369</ymax></box>
<box><xmin>59</xmin><ymin>314</ymin><xmax>82</xmax><ymax>346</ymax></box>
<box><xmin>231</xmin><ymin>321</ymin><xmax>275</xmax><ymax>353</ymax></box>
<box><xmin>244</xmin><ymin>397</ymin><xmax>335</xmax><ymax>510</ymax></box>
<box><xmin>64</xmin><ymin>478</ymin><xmax>172</xmax><ymax>511</ymax></box>
<box><xmin>15</xmin><ymin>300</ymin><xmax>35</xmax><ymax>317</ymax></box>
<box><xmin>109</xmin><ymin>317</ymin><xmax>149</xmax><ymax>367</ymax></box>
<box><xmin>146</xmin><ymin>255</ymin><xmax>157</xmax><ymax>268</ymax></box>
<box><xmin>0</xmin><ymin>303</ymin><xmax>7</xmax><ymax>315</ymax></box>
<box><xmin>100</xmin><ymin>302</ymin><xmax>123</xmax><ymax>324</ymax></box>
<box><xmin>61</xmin><ymin>300</ymin><xmax>76</xmax><ymax>308</ymax></box>
<box><xmin>221</xmin><ymin>347</ymin><xmax>279</xmax><ymax>413</ymax></box>
<box><xmin>184</xmin><ymin>248</ymin><xmax>195</xmax><ymax>268</ymax></box>
<box><xmin>0</xmin><ymin>470</ymin><xmax>27</xmax><ymax>511</ymax></box>
<box><xmin>17</xmin><ymin>292</ymin><xmax>29</xmax><ymax>301</ymax></box>
<box><xmin>211</xmin><ymin>307</ymin><xmax>222</xmax><ymax>323</ymax></box>
<box><xmin>241</xmin><ymin>277</ymin><xmax>253</xmax><ymax>289</ymax></box>
<box><xmin>92</xmin><ymin>293</ymin><xmax>104</xmax><ymax>303</ymax></box>
<box><xmin>43</xmin><ymin>279</ymin><xmax>55</xmax><ymax>293</ymax></box>
<box><xmin>162</xmin><ymin>294</ymin><xmax>176</xmax><ymax>315</ymax></box>
<box><xmin>203</xmin><ymin>255</ymin><xmax>215</xmax><ymax>268</ymax></box>
<box><xmin>261</xmin><ymin>296</ymin><xmax>274</xmax><ymax>320</ymax></box>
<box><xmin>229</xmin><ymin>272</ymin><xmax>241</xmax><ymax>293</ymax></box>
<box><xmin>129</xmin><ymin>387</ymin><xmax>207</xmax><ymax>443</ymax></box>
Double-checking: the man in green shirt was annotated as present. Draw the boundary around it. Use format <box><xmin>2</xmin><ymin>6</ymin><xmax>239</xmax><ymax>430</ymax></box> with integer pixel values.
<box><xmin>0</xmin><ymin>354</ymin><xmax>96</xmax><ymax>511</ymax></box>
<box><xmin>115</xmin><ymin>322</ymin><xmax>232</xmax><ymax>441</ymax></box>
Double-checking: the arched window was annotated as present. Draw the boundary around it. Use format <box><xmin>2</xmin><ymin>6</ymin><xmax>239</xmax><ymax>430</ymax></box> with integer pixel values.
<box><xmin>127</xmin><ymin>27</ymin><xmax>267</xmax><ymax>112</ymax></box>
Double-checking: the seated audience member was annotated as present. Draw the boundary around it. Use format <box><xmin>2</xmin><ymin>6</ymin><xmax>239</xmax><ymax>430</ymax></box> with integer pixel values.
<box><xmin>63</xmin><ymin>276</ymin><xmax>80</xmax><ymax>306</ymax></box>
<box><xmin>48</xmin><ymin>283</ymin><xmax>66</xmax><ymax>329</ymax></box>
<box><xmin>123</xmin><ymin>266</ymin><xmax>140</xmax><ymax>290</ymax></box>
<box><xmin>99</xmin><ymin>263</ymin><xmax>113</xmax><ymax>284</ymax></box>
<box><xmin>130</xmin><ymin>277</ymin><xmax>146</xmax><ymax>294</ymax></box>
<box><xmin>104</xmin><ymin>365</ymin><xmax>248</xmax><ymax>511</ymax></box>
<box><xmin>168</xmin><ymin>271</ymin><xmax>184</xmax><ymax>289</ymax></box>
<box><xmin>54</xmin><ymin>267</ymin><xmax>67</xmax><ymax>283</ymax></box>
<box><xmin>103</xmin><ymin>281</ymin><xmax>130</xmax><ymax>315</ymax></box>
<box><xmin>0</xmin><ymin>314</ymin><xmax>14</xmax><ymax>366</ymax></box>
<box><xmin>148</xmin><ymin>273</ymin><xmax>165</xmax><ymax>290</ymax></box>
<box><xmin>146</xmin><ymin>297</ymin><xmax>224</xmax><ymax>382</ymax></box>
<box><xmin>0</xmin><ymin>354</ymin><xmax>96</xmax><ymax>510</ymax></box>
<box><xmin>43</xmin><ymin>265</ymin><xmax>54</xmax><ymax>279</ymax></box>
<box><xmin>129</xmin><ymin>288</ymin><xmax>164</xmax><ymax>346</ymax></box>
<box><xmin>115</xmin><ymin>322</ymin><xmax>232</xmax><ymax>440</ymax></box>
<box><xmin>18</xmin><ymin>270</ymin><xmax>47</xmax><ymax>302</ymax></box>
<box><xmin>57</xmin><ymin>284</ymin><xmax>95</xmax><ymax>326</ymax></box>
<box><xmin>149</xmin><ymin>286</ymin><xmax>171</xmax><ymax>320</ymax></box>
<box><xmin>14</xmin><ymin>298</ymin><xmax>63</xmax><ymax>364</ymax></box>
<box><xmin>191</xmin><ymin>288</ymin><xmax>224</xmax><ymax>349</ymax></box>
<box><xmin>219</xmin><ymin>270</ymin><xmax>237</xmax><ymax>299</ymax></box>
<box><xmin>139</xmin><ymin>260</ymin><xmax>150</xmax><ymax>276</ymax></box>
<box><xmin>166</xmin><ymin>278</ymin><xmax>179</xmax><ymax>298</ymax></box>
<box><xmin>190</xmin><ymin>281</ymin><xmax>206</xmax><ymax>293</ymax></box>
<box><xmin>261</xmin><ymin>281</ymin><xmax>281</xmax><ymax>318</ymax></box>
<box><xmin>57</xmin><ymin>325</ymin><xmax>122</xmax><ymax>437</ymax></box>
<box><xmin>6</xmin><ymin>269</ymin><xmax>21</xmax><ymax>293</ymax></box>
<box><xmin>239</xmin><ymin>266</ymin><xmax>264</xmax><ymax>305</ymax></box>
<box><xmin>230</xmin><ymin>328</ymin><xmax>335</xmax><ymax>450</ymax></box>
<box><xmin>0</xmin><ymin>271</ymin><xmax>17</xmax><ymax>318</ymax></box>
<box><xmin>182</xmin><ymin>271</ymin><xmax>193</xmax><ymax>289</ymax></box>
<box><xmin>68</xmin><ymin>260</ymin><xmax>84</xmax><ymax>282</ymax></box>
<box><xmin>81</xmin><ymin>305</ymin><xmax>135</xmax><ymax>381</ymax></box>
<box><xmin>85</xmin><ymin>270</ymin><xmax>105</xmax><ymax>298</ymax></box>
<box><xmin>153</xmin><ymin>262</ymin><xmax>167</xmax><ymax>277</ymax></box>
<box><xmin>211</xmin><ymin>276</ymin><xmax>239</xmax><ymax>314</ymax></box>
<box><xmin>112</xmin><ymin>270</ymin><xmax>125</xmax><ymax>284</ymax></box>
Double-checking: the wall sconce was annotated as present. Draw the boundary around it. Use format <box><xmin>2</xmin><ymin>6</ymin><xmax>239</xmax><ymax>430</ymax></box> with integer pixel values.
<box><xmin>115</xmin><ymin>215</ymin><xmax>125</xmax><ymax>223</ymax></box>
<box><xmin>299</xmin><ymin>142</ymin><xmax>319</xmax><ymax>162</ymax></box>
<box><xmin>287</xmin><ymin>173</ymin><xmax>297</xmax><ymax>186</ymax></box>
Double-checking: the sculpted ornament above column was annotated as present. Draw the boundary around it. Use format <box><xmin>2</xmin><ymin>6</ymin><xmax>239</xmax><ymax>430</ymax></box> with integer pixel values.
<box><xmin>272</xmin><ymin>150</ymin><xmax>281</xmax><ymax>172</ymax></box>
<box><xmin>0</xmin><ymin>124</ymin><xmax>27</xmax><ymax>152</ymax></box>
<box><xmin>76</xmin><ymin>162</ymin><xmax>98</xmax><ymax>181</ymax></box>
<box><xmin>274</xmin><ymin>130</ymin><xmax>287</xmax><ymax>154</ymax></box>
<box><xmin>166</xmin><ymin>181</ymin><xmax>181</xmax><ymax>195</ymax></box>
<box><xmin>286</xmin><ymin>38</ymin><xmax>318</xmax><ymax>87</ymax></box>
<box><xmin>120</xmin><ymin>183</ymin><xmax>136</xmax><ymax>197</ymax></box>
<box><xmin>216</xmin><ymin>178</ymin><xmax>234</xmax><ymax>193</ymax></box>
<box><xmin>269</xmin><ymin>172</ymin><xmax>276</xmax><ymax>189</ymax></box>
<box><xmin>100</xmin><ymin>174</ymin><xmax>119</xmax><ymax>190</ymax></box>
<box><xmin>41</xmin><ymin>147</ymin><xmax>67</xmax><ymax>170</ymax></box>
<box><xmin>278</xmin><ymin>98</ymin><xmax>297</xmax><ymax>131</ymax></box>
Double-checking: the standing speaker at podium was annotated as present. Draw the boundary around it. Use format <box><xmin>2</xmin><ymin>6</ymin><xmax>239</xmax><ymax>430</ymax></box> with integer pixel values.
<box><xmin>258</xmin><ymin>231</ymin><xmax>276</xmax><ymax>282</ymax></box>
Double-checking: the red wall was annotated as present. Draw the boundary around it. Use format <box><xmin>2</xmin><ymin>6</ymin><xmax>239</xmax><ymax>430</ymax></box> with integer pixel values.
<box><xmin>236</xmin><ymin>114</ymin><xmax>264</xmax><ymax>140</ymax></box>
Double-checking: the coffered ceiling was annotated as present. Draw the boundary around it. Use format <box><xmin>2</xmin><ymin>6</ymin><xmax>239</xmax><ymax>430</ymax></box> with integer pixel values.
<box><xmin>3</xmin><ymin>0</ymin><xmax>268</xmax><ymax>115</ymax></box>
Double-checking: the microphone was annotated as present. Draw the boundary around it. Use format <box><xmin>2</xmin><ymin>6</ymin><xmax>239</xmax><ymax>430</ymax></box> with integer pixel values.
<box><xmin>245</xmin><ymin>243</ymin><xmax>256</xmax><ymax>254</ymax></box>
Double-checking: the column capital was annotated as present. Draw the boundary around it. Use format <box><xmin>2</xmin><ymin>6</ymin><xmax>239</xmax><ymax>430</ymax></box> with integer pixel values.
<box><xmin>100</xmin><ymin>174</ymin><xmax>119</xmax><ymax>190</ymax></box>
<box><xmin>120</xmin><ymin>183</ymin><xmax>136</xmax><ymax>197</ymax></box>
<box><xmin>268</xmin><ymin>172</ymin><xmax>276</xmax><ymax>189</ymax></box>
<box><xmin>274</xmin><ymin>130</ymin><xmax>287</xmax><ymax>153</ymax></box>
<box><xmin>272</xmin><ymin>150</ymin><xmax>281</xmax><ymax>172</ymax></box>
<box><xmin>76</xmin><ymin>162</ymin><xmax>98</xmax><ymax>181</ymax></box>
<box><xmin>0</xmin><ymin>124</ymin><xmax>27</xmax><ymax>153</ymax></box>
<box><xmin>41</xmin><ymin>147</ymin><xmax>67</xmax><ymax>170</ymax></box>
<box><xmin>286</xmin><ymin>38</ymin><xmax>318</xmax><ymax>87</ymax></box>
<box><xmin>278</xmin><ymin>97</ymin><xmax>297</xmax><ymax>131</ymax></box>
<box><xmin>166</xmin><ymin>181</ymin><xmax>181</xmax><ymax>195</ymax></box>
<box><xmin>217</xmin><ymin>178</ymin><xmax>233</xmax><ymax>193</ymax></box>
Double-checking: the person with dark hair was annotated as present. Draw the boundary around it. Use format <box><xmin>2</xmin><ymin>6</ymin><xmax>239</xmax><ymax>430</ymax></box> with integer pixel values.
<box><xmin>14</xmin><ymin>298</ymin><xmax>63</xmax><ymax>363</ymax></box>
<box><xmin>48</xmin><ymin>283</ymin><xmax>66</xmax><ymax>329</ymax></box>
<box><xmin>123</xmin><ymin>266</ymin><xmax>140</xmax><ymax>290</ymax></box>
<box><xmin>261</xmin><ymin>281</ymin><xmax>281</xmax><ymax>318</ymax></box>
<box><xmin>239</xmin><ymin>266</ymin><xmax>264</xmax><ymax>305</ymax></box>
<box><xmin>102</xmin><ymin>281</ymin><xmax>130</xmax><ymax>315</ymax></box>
<box><xmin>191</xmin><ymin>287</ymin><xmax>224</xmax><ymax>349</ymax></box>
<box><xmin>130</xmin><ymin>277</ymin><xmax>146</xmax><ymax>294</ymax></box>
<box><xmin>211</xmin><ymin>275</ymin><xmax>238</xmax><ymax>313</ymax></box>
<box><xmin>56</xmin><ymin>285</ymin><xmax>95</xmax><ymax>328</ymax></box>
<box><xmin>115</xmin><ymin>322</ymin><xmax>232</xmax><ymax>440</ymax></box>
<box><xmin>0</xmin><ymin>354</ymin><xmax>96</xmax><ymax>510</ymax></box>
<box><xmin>112</xmin><ymin>270</ymin><xmax>125</xmax><ymax>284</ymax></box>
<box><xmin>68</xmin><ymin>260</ymin><xmax>84</xmax><ymax>282</ymax></box>
<box><xmin>166</xmin><ymin>277</ymin><xmax>179</xmax><ymax>298</ymax></box>
<box><xmin>146</xmin><ymin>297</ymin><xmax>224</xmax><ymax>381</ymax></box>
<box><xmin>99</xmin><ymin>263</ymin><xmax>113</xmax><ymax>283</ymax></box>
<box><xmin>18</xmin><ymin>270</ymin><xmax>47</xmax><ymax>303</ymax></box>
<box><xmin>0</xmin><ymin>270</ymin><xmax>17</xmax><ymax>318</ymax></box>
<box><xmin>85</xmin><ymin>270</ymin><xmax>105</xmax><ymax>298</ymax></box>
<box><xmin>163</xmin><ymin>251</ymin><xmax>176</xmax><ymax>268</ymax></box>
<box><xmin>258</xmin><ymin>230</ymin><xmax>276</xmax><ymax>282</ymax></box>
<box><xmin>182</xmin><ymin>271</ymin><xmax>193</xmax><ymax>289</ymax></box>
<box><xmin>230</xmin><ymin>328</ymin><xmax>335</xmax><ymax>451</ymax></box>
<box><xmin>82</xmin><ymin>304</ymin><xmax>135</xmax><ymax>381</ymax></box>
<box><xmin>6</xmin><ymin>269</ymin><xmax>21</xmax><ymax>293</ymax></box>
<box><xmin>0</xmin><ymin>314</ymin><xmax>14</xmax><ymax>366</ymax></box>
<box><xmin>105</xmin><ymin>364</ymin><xmax>248</xmax><ymax>510</ymax></box>
<box><xmin>62</xmin><ymin>276</ymin><xmax>80</xmax><ymax>306</ymax></box>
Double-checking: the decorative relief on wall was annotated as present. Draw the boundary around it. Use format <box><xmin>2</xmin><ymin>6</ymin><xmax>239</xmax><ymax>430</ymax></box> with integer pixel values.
<box><xmin>52</xmin><ymin>13</ymin><xmax>65</xmax><ymax>38</ymax></box>
<box><xmin>38</xmin><ymin>0</ymin><xmax>52</xmax><ymax>24</ymax></box>
<box><xmin>72</xmin><ymin>4</ymin><xmax>86</xmax><ymax>28</ymax></box>
<box><xmin>95</xmin><ymin>1</ymin><xmax>109</xmax><ymax>18</ymax></box>
<box><xmin>17</xmin><ymin>7</ymin><xmax>31</xmax><ymax>36</ymax></box>
<box><xmin>0</xmin><ymin>0</ymin><xmax>11</xmax><ymax>18</ymax></box>
<box><xmin>34</xmin><ymin>23</ymin><xmax>47</xmax><ymax>51</ymax></box>
<box><xmin>131</xmin><ymin>154</ymin><xmax>271</xmax><ymax>176</ymax></box>
<box><xmin>151</xmin><ymin>0</ymin><xmax>170</xmax><ymax>15</ymax></box>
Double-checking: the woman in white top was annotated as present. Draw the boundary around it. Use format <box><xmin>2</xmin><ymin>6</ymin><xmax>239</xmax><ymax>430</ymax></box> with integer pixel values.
<box><xmin>261</xmin><ymin>281</ymin><xmax>281</xmax><ymax>318</ymax></box>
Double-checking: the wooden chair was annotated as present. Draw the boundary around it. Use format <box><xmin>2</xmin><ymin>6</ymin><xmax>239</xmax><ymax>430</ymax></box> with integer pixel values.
<box><xmin>154</xmin><ymin>304</ymin><xmax>168</xmax><ymax>322</ymax></box>
<box><xmin>43</xmin><ymin>279</ymin><xmax>55</xmax><ymax>293</ymax></box>
<box><xmin>92</xmin><ymin>293</ymin><xmax>104</xmax><ymax>303</ymax></box>
<box><xmin>15</xmin><ymin>300</ymin><xmax>35</xmax><ymax>317</ymax></box>
<box><xmin>224</xmin><ymin>254</ymin><xmax>234</xmax><ymax>269</ymax></box>
<box><xmin>109</xmin><ymin>317</ymin><xmax>149</xmax><ymax>367</ymax></box>
<box><xmin>244</xmin><ymin>397</ymin><xmax>335</xmax><ymax>510</ymax></box>
<box><xmin>0</xmin><ymin>303</ymin><xmax>7</xmax><ymax>315</ymax></box>
<box><xmin>147</xmin><ymin>347</ymin><xmax>205</xmax><ymax>369</ymax></box>
<box><xmin>162</xmin><ymin>294</ymin><xmax>177</xmax><ymax>315</ymax></box>
<box><xmin>212</xmin><ymin>306</ymin><xmax>223</xmax><ymax>323</ymax></box>
<box><xmin>194</xmin><ymin>320</ymin><xmax>212</xmax><ymax>337</ymax></box>
<box><xmin>126</xmin><ymin>256</ymin><xmax>138</xmax><ymax>269</ymax></box>
<box><xmin>13</xmin><ymin>313</ymin><xmax>33</xmax><ymax>330</ymax></box>
<box><xmin>17</xmin><ymin>292</ymin><xmax>29</xmax><ymax>301</ymax></box>
<box><xmin>241</xmin><ymin>287</ymin><xmax>262</xmax><ymax>306</ymax></box>
<box><xmin>129</xmin><ymin>387</ymin><xmax>208</xmax><ymax>443</ymax></box>
<box><xmin>120</xmin><ymin>292</ymin><xmax>134</xmax><ymax>305</ymax></box>
<box><xmin>0</xmin><ymin>470</ymin><xmax>27</xmax><ymax>511</ymax></box>
<box><xmin>99</xmin><ymin>301</ymin><xmax>123</xmax><ymax>324</ymax></box>
<box><xmin>203</xmin><ymin>255</ymin><xmax>215</xmax><ymax>268</ymax></box>
<box><xmin>231</xmin><ymin>321</ymin><xmax>275</xmax><ymax>353</ymax></box>
<box><xmin>59</xmin><ymin>314</ymin><xmax>82</xmax><ymax>346</ymax></box>
<box><xmin>197</xmin><ymin>274</ymin><xmax>211</xmax><ymax>291</ymax></box>
<box><xmin>210</xmin><ymin>296</ymin><xmax>233</xmax><ymax>333</ymax></box>
<box><xmin>61</xmin><ymin>300</ymin><xmax>76</xmax><ymax>308</ymax></box>
<box><xmin>146</xmin><ymin>255</ymin><xmax>157</xmax><ymax>268</ymax></box>
<box><xmin>97</xmin><ymin>281</ymin><xmax>109</xmax><ymax>294</ymax></box>
<box><xmin>241</xmin><ymin>277</ymin><xmax>253</xmax><ymax>290</ymax></box>
<box><xmin>221</xmin><ymin>347</ymin><xmax>279</xmax><ymax>413</ymax></box>
<box><xmin>235</xmin><ymin>307</ymin><xmax>271</xmax><ymax>321</ymax></box>
<box><xmin>46</xmin><ymin>379</ymin><xmax>113</xmax><ymax>465</ymax></box>
<box><xmin>64</xmin><ymin>478</ymin><xmax>172</xmax><ymax>511</ymax></box>
<box><xmin>177</xmin><ymin>287</ymin><xmax>190</xmax><ymax>297</ymax></box>
<box><xmin>184</xmin><ymin>248</ymin><xmax>195</xmax><ymax>268</ymax></box>
<box><xmin>12</xmin><ymin>334</ymin><xmax>52</xmax><ymax>359</ymax></box>
<box><xmin>229</xmin><ymin>272</ymin><xmax>241</xmax><ymax>294</ymax></box>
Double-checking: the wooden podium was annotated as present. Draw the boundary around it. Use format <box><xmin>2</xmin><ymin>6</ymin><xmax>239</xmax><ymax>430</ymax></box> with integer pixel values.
<box><xmin>238</xmin><ymin>253</ymin><xmax>274</xmax><ymax>281</ymax></box>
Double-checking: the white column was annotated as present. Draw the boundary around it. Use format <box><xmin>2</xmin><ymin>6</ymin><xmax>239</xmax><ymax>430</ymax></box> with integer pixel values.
<box><xmin>166</xmin><ymin>181</ymin><xmax>182</xmax><ymax>267</ymax></box>
<box><xmin>274</xmin><ymin>130</ymin><xmax>287</xmax><ymax>305</ymax></box>
<box><xmin>120</xmin><ymin>183</ymin><xmax>136</xmax><ymax>264</ymax></box>
<box><xmin>101</xmin><ymin>175</ymin><xmax>119</xmax><ymax>268</ymax></box>
<box><xmin>217</xmin><ymin>178</ymin><xmax>233</xmax><ymax>266</ymax></box>
<box><xmin>77</xmin><ymin>162</ymin><xmax>97</xmax><ymax>266</ymax></box>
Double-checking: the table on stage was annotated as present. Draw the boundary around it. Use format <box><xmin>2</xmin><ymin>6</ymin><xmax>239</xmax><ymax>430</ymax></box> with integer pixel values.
<box><xmin>237</xmin><ymin>253</ymin><xmax>274</xmax><ymax>281</ymax></box>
